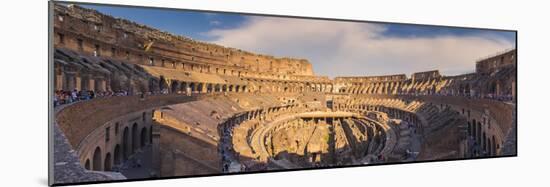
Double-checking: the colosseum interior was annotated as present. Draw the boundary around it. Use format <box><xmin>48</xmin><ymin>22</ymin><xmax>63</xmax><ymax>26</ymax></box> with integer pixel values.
<box><xmin>51</xmin><ymin>3</ymin><xmax>517</xmax><ymax>184</ymax></box>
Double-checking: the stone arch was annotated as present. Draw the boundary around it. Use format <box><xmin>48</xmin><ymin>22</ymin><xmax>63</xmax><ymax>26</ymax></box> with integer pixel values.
<box><xmin>207</xmin><ymin>83</ymin><xmax>213</xmax><ymax>93</ymax></box>
<box><xmin>159</xmin><ymin>76</ymin><xmax>167</xmax><ymax>91</ymax></box>
<box><xmin>132</xmin><ymin>123</ymin><xmax>138</xmax><ymax>154</ymax></box>
<box><xmin>141</xmin><ymin>127</ymin><xmax>147</xmax><ymax>147</ymax></box>
<box><xmin>197</xmin><ymin>83</ymin><xmax>204</xmax><ymax>93</ymax></box>
<box><xmin>170</xmin><ymin>80</ymin><xmax>179</xmax><ymax>93</ymax></box>
<box><xmin>104</xmin><ymin>152</ymin><xmax>112</xmax><ymax>171</ymax></box>
<box><xmin>92</xmin><ymin>147</ymin><xmax>102</xmax><ymax>171</ymax></box>
<box><xmin>477</xmin><ymin>121</ymin><xmax>482</xmax><ymax>145</ymax></box>
<box><xmin>487</xmin><ymin>137</ymin><xmax>493</xmax><ymax>156</ymax></box>
<box><xmin>189</xmin><ymin>82</ymin><xmax>196</xmax><ymax>92</ymax></box>
<box><xmin>472</xmin><ymin>119</ymin><xmax>477</xmax><ymax>137</ymax></box>
<box><xmin>492</xmin><ymin>136</ymin><xmax>497</xmax><ymax>155</ymax></box>
<box><xmin>489</xmin><ymin>81</ymin><xmax>498</xmax><ymax>95</ymax></box>
<box><xmin>122</xmin><ymin>126</ymin><xmax>129</xmax><ymax>159</ymax></box>
<box><xmin>482</xmin><ymin>132</ymin><xmax>487</xmax><ymax>155</ymax></box>
<box><xmin>113</xmin><ymin>144</ymin><xmax>121</xmax><ymax>166</ymax></box>
<box><xmin>84</xmin><ymin>159</ymin><xmax>90</xmax><ymax>170</ymax></box>
<box><xmin>467</xmin><ymin>121</ymin><xmax>472</xmax><ymax>137</ymax></box>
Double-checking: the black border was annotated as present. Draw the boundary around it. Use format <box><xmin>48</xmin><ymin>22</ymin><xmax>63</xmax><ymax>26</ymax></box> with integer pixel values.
<box><xmin>48</xmin><ymin>0</ymin><xmax>518</xmax><ymax>186</ymax></box>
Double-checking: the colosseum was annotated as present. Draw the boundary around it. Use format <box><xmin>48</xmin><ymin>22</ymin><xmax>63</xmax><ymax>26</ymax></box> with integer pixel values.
<box><xmin>50</xmin><ymin>3</ymin><xmax>517</xmax><ymax>185</ymax></box>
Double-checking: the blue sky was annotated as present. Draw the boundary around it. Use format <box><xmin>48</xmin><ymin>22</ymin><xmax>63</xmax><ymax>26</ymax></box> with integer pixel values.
<box><xmin>77</xmin><ymin>3</ymin><xmax>515</xmax><ymax>77</ymax></box>
<box><xmin>82</xmin><ymin>4</ymin><xmax>246</xmax><ymax>41</ymax></box>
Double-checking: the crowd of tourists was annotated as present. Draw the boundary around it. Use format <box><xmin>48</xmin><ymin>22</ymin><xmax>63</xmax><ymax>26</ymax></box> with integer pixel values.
<box><xmin>409</xmin><ymin>91</ymin><xmax>515</xmax><ymax>102</ymax></box>
<box><xmin>53</xmin><ymin>87</ymin><xmax>209</xmax><ymax>108</ymax></box>
<box><xmin>53</xmin><ymin>89</ymin><xmax>130</xmax><ymax>107</ymax></box>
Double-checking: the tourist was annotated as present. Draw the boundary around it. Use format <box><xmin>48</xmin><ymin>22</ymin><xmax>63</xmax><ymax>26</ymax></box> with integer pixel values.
<box><xmin>90</xmin><ymin>90</ymin><xmax>95</xmax><ymax>99</ymax></box>
<box><xmin>53</xmin><ymin>91</ymin><xmax>59</xmax><ymax>107</ymax></box>
<box><xmin>71</xmin><ymin>89</ymin><xmax>78</xmax><ymax>101</ymax></box>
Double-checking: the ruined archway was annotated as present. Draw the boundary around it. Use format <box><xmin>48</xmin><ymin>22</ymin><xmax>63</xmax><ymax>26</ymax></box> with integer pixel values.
<box><xmin>92</xmin><ymin>147</ymin><xmax>102</xmax><ymax>171</ymax></box>
<box><xmin>132</xmin><ymin>123</ymin><xmax>138</xmax><ymax>154</ymax></box>
<box><xmin>159</xmin><ymin>76</ymin><xmax>167</xmax><ymax>91</ymax></box>
<box><xmin>189</xmin><ymin>82</ymin><xmax>196</xmax><ymax>92</ymax></box>
<box><xmin>104</xmin><ymin>152</ymin><xmax>112</xmax><ymax>171</ymax></box>
<box><xmin>170</xmin><ymin>80</ymin><xmax>179</xmax><ymax>93</ymax></box>
<box><xmin>84</xmin><ymin>159</ymin><xmax>90</xmax><ymax>170</ymax></box>
<box><xmin>141</xmin><ymin>127</ymin><xmax>147</xmax><ymax>147</ymax></box>
<box><xmin>122</xmin><ymin>126</ymin><xmax>129</xmax><ymax>159</ymax></box>
<box><xmin>113</xmin><ymin>144</ymin><xmax>121</xmax><ymax>166</ymax></box>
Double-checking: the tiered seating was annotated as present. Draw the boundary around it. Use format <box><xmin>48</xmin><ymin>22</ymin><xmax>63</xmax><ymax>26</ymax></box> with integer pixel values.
<box><xmin>232</xmin><ymin>119</ymin><xmax>261</xmax><ymax>158</ymax></box>
<box><xmin>229</xmin><ymin>104</ymin><xmax>307</xmax><ymax>161</ymax></box>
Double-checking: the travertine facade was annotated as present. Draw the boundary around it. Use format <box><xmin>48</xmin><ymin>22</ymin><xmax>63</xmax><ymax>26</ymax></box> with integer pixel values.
<box><xmin>52</xmin><ymin>3</ymin><xmax>517</xmax><ymax>184</ymax></box>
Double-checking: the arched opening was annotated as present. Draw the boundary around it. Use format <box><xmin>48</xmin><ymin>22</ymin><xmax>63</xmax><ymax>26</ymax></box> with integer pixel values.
<box><xmin>467</xmin><ymin>122</ymin><xmax>472</xmax><ymax>137</ymax></box>
<box><xmin>472</xmin><ymin>119</ymin><xmax>477</xmax><ymax>137</ymax></box>
<box><xmin>464</xmin><ymin>84</ymin><xmax>471</xmax><ymax>96</ymax></box>
<box><xmin>104</xmin><ymin>153</ymin><xmax>112</xmax><ymax>171</ymax></box>
<box><xmin>159</xmin><ymin>76</ymin><xmax>167</xmax><ymax>92</ymax></box>
<box><xmin>113</xmin><ymin>144</ymin><xmax>121</xmax><ymax>166</ymax></box>
<box><xmin>122</xmin><ymin>126</ymin><xmax>129</xmax><ymax>159</ymax></box>
<box><xmin>189</xmin><ymin>82</ymin><xmax>196</xmax><ymax>92</ymax></box>
<box><xmin>492</xmin><ymin>136</ymin><xmax>497</xmax><ymax>156</ymax></box>
<box><xmin>141</xmin><ymin>127</ymin><xmax>147</xmax><ymax>147</ymax></box>
<box><xmin>92</xmin><ymin>147</ymin><xmax>102</xmax><ymax>171</ymax></box>
<box><xmin>482</xmin><ymin>132</ymin><xmax>487</xmax><ymax>156</ymax></box>
<box><xmin>477</xmin><ymin>122</ymin><xmax>482</xmax><ymax>144</ymax></box>
<box><xmin>84</xmin><ymin>159</ymin><xmax>90</xmax><ymax>170</ymax></box>
<box><xmin>489</xmin><ymin>81</ymin><xmax>498</xmax><ymax>96</ymax></box>
<box><xmin>171</xmin><ymin>81</ymin><xmax>179</xmax><ymax>93</ymax></box>
<box><xmin>207</xmin><ymin>84</ymin><xmax>213</xmax><ymax>93</ymax></box>
<box><xmin>149</xmin><ymin>126</ymin><xmax>153</xmax><ymax>144</ymax></box>
<box><xmin>132</xmin><ymin>123</ymin><xmax>138</xmax><ymax>154</ymax></box>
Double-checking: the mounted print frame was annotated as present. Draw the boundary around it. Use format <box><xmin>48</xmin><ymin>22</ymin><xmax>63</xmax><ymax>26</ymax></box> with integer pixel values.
<box><xmin>48</xmin><ymin>1</ymin><xmax>517</xmax><ymax>186</ymax></box>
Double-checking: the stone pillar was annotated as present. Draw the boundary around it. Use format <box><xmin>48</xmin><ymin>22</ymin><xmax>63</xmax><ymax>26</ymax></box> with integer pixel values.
<box><xmin>76</xmin><ymin>76</ymin><xmax>82</xmax><ymax>91</ymax></box>
<box><xmin>55</xmin><ymin>73</ymin><xmax>64</xmax><ymax>91</ymax></box>
<box><xmin>201</xmin><ymin>83</ymin><xmax>207</xmax><ymax>93</ymax></box>
<box><xmin>89</xmin><ymin>78</ymin><xmax>95</xmax><ymax>91</ymax></box>
<box><xmin>66</xmin><ymin>73</ymin><xmax>76</xmax><ymax>91</ymax></box>
<box><xmin>80</xmin><ymin>76</ymin><xmax>89</xmax><ymax>91</ymax></box>
<box><xmin>151</xmin><ymin>123</ymin><xmax>161</xmax><ymax>177</ymax></box>
<box><xmin>100</xmin><ymin>79</ymin><xmax>107</xmax><ymax>92</ymax></box>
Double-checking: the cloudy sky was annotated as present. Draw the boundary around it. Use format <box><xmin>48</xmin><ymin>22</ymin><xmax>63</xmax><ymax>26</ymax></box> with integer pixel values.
<box><xmin>82</xmin><ymin>4</ymin><xmax>515</xmax><ymax>77</ymax></box>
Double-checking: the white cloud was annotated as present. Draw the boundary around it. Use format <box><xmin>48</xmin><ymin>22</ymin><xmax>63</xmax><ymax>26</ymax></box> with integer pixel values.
<box><xmin>209</xmin><ymin>20</ymin><xmax>221</xmax><ymax>26</ymax></box>
<box><xmin>206</xmin><ymin>17</ymin><xmax>514</xmax><ymax>77</ymax></box>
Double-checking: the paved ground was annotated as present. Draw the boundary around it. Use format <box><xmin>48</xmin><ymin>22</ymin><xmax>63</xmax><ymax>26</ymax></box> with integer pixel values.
<box><xmin>405</xmin><ymin>125</ymin><xmax>422</xmax><ymax>161</ymax></box>
<box><xmin>119</xmin><ymin>145</ymin><xmax>155</xmax><ymax>179</ymax></box>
